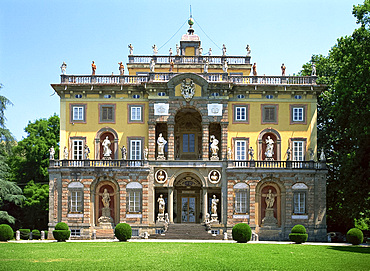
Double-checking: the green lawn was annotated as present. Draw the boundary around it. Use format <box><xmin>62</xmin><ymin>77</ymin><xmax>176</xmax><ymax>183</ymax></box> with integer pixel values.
<box><xmin>1</xmin><ymin>242</ymin><xmax>369</xmax><ymax>271</ymax></box>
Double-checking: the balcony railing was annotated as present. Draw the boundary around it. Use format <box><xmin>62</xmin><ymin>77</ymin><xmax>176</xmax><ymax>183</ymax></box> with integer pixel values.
<box><xmin>128</xmin><ymin>55</ymin><xmax>250</xmax><ymax>65</ymax></box>
<box><xmin>50</xmin><ymin>159</ymin><xmax>147</xmax><ymax>168</ymax></box>
<box><xmin>228</xmin><ymin>160</ymin><xmax>326</xmax><ymax>169</ymax></box>
<box><xmin>60</xmin><ymin>74</ymin><xmax>317</xmax><ymax>86</ymax></box>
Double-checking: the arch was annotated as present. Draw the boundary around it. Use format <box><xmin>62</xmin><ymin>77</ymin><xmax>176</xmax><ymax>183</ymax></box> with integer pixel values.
<box><xmin>234</xmin><ymin>182</ymin><xmax>249</xmax><ymax>189</ymax></box>
<box><xmin>127</xmin><ymin>182</ymin><xmax>142</xmax><ymax>189</ymax></box>
<box><xmin>95</xmin><ymin>127</ymin><xmax>119</xmax><ymax>159</ymax></box>
<box><xmin>168</xmin><ymin>169</ymin><xmax>206</xmax><ymax>187</ymax></box>
<box><xmin>167</xmin><ymin>73</ymin><xmax>209</xmax><ymax>90</ymax></box>
<box><xmin>292</xmin><ymin>182</ymin><xmax>308</xmax><ymax>190</ymax></box>
<box><xmin>68</xmin><ymin>182</ymin><xmax>84</xmax><ymax>188</ymax></box>
<box><xmin>257</xmin><ymin>128</ymin><xmax>282</xmax><ymax>160</ymax></box>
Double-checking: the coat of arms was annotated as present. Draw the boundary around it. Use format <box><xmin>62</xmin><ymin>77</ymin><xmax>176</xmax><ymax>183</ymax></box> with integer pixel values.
<box><xmin>181</xmin><ymin>78</ymin><xmax>195</xmax><ymax>102</ymax></box>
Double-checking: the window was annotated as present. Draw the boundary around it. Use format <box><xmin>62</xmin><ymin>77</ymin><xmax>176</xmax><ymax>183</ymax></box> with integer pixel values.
<box><xmin>293</xmin><ymin>141</ymin><xmax>304</xmax><ymax>161</ymax></box>
<box><xmin>234</xmin><ymin>183</ymin><xmax>249</xmax><ymax>214</ymax></box>
<box><xmin>72</xmin><ymin>140</ymin><xmax>84</xmax><ymax>160</ymax></box>
<box><xmin>235</xmin><ymin>140</ymin><xmax>247</xmax><ymax>160</ymax></box>
<box><xmin>70</xmin><ymin>104</ymin><xmax>86</xmax><ymax>123</ymax></box>
<box><xmin>158</xmin><ymin>92</ymin><xmax>166</xmax><ymax>96</ymax></box>
<box><xmin>290</xmin><ymin>105</ymin><xmax>307</xmax><ymax>124</ymax></box>
<box><xmin>294</xmin><ymin>95</ymin><xmax>302</xmax><ymax>99</ymax></box>
<box><xmin>266</xmin><ymin>95</ymin><xmax>274</xmax><ymax>99</ymax></box>
<box><xmin>233</xmin><ymin>104</ymin><xmax>249</xmax><ymax>123</ymax></box>
<box><xmin>99</xmin><ymin>104</ymin><xmax>115</xmax><ymax>123</ymax></box>
<box><xmin>262</xmin><ymin>105</ymin><xmax>278</xmax><ymax>124</ymax></box>
<box><xmin>211</xmin><ymin>92</ymin><xmax>219</xmax><ymax>97</ymax></box>
<box><xmin>129</xmin><ymin>139</ymin><xmax>142</xmax><ymax>160</ymax></box>
<box><xmin>128</xmin><ymin>104</ymin><xmax>144</xmax><ymax>123</ymax></box>
<box><xmin>127</xmin><ymin>182</ymin><xmax>142</xmax><ymax>213</ymax></box>
<box><xmin>133</xmin><ymin>94</ymin><xmax>140</xmax><ymax>99</ymax></box>
<box><xmin>183</xmin><ymin>134</ymin><xmax>195</xmax><ymax>153</ymax></box>
<box><xmin>75</xmin><ymin>94</ymin><xmax>82</xmax><ymax>98</ymax></box>
<box><xmin>293</xmin><ymin>192</ymin><xmax>306</xmax><ymax>214</ymax></box>
<box><xmin>237</xmin><ymin>94</ymin><xmax>245</xmax><ymax>99</ymax></box>
<box><xmin>68</xmin><ymin>182</ymin><xmax>84</xmax><ymax>213</ymax></box>
<box><xmin>71</xmin><ymin>229</ymin><xmax>81</xmax><ymax>237</ymax></box>
<box><xmin>132</xmin><ymin>229</ymin><xmax>140</xmax><ymax>236</ymax></box>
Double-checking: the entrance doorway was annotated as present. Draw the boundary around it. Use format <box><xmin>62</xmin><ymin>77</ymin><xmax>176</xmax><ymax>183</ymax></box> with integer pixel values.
<box><xmin>181</xmin><ymin>196</ymin><xmax>196</xmax><ymax>223</ymax></box>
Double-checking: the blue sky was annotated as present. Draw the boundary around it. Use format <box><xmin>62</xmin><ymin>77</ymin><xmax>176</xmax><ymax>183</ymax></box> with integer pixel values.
<box><xmin>0</xmin><ymin>0</ymin><xmax>362</xmax><ymax>140</ymax></box>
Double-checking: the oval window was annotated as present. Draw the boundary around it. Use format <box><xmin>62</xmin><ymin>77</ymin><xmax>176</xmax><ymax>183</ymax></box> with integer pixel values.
<box><xmin>158</xmin><ymin>92</ymin><xmax>166</xmax><ymax>96</ymax></box>
<box><xmin>104</xmin><ymin>94</ymin><xmax>112</xmax><ymax>98</ymax></box>
<box><xmin>266</xmin><ymin>95</ymin><xmax>274</xmax><ymax>99</ymax></box>
<box><xmin>237</xmin><ymin>94</ymin><xmax>245</xmax><ymax>99</ymax></box>
<box><xmin>294</xmin><ymin>95</ymin><xmax>302</xmax><ymax>99</ymax></box>
<box><xmin>211</xmin><ymin>92</ymin><xmax>219</xmax><ymax>97</ymax></box>
<box><xmin>75</xmin><ymin>94</ymin><xmax>82</xmax><ymax>98</ymax></box>
<box><xmin>133</xmin><ymin>94</ymin><xmax>140</xmax><ymax>99</ymax></box>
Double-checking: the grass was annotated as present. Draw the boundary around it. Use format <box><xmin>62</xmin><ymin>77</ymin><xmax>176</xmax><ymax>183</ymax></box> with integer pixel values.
<box><xmin>0</xmin><ymin>242</ymin><xmax>369</xmax><ymax>270</ymax></box>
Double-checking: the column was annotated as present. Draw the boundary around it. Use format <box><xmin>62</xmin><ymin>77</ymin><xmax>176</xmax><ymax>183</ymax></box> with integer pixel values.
<box><xmin>202</xmin><ymin>123</ymin><xmax>209</xmax><ymax>160</ymax></box>
<box><xmin>202</xmin><ymin>188</ymin><xmax>208</xmax><ymax>222</ymax></box>
<box><xmin>168</xmin><ymin>187</ymin><xmax>174</xmax><ymax>223</ymax></box>
<box><xmin>148</xmin><ymin>122</ymin><xmax>156</xmax><ymax>160</ymax></box>
<box><xmin>167</xmin><ymin>123</ymin><xmax>175</xmax><ymax>160</ymax></box>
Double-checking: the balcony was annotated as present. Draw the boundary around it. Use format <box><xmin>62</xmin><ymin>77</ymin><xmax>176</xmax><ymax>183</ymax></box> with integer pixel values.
<box><xmin>128</xmin><ymin>55</ymin><xmax>250</xmax><ymax>65</ymax></box>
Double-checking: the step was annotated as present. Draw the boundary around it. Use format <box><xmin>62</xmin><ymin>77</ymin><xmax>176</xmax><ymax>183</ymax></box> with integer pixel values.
<box><xmin>150</xmin><ymin>224</ymin><xmax>223</xmax><ymax>240</ymax></box>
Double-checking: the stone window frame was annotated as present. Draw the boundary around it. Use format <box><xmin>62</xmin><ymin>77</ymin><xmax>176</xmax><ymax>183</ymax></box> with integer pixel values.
<box><xmin>99</xmin><ymin>103</ymin><xmax>116</xmax><ymax>124</ymax></box>
<box><xmin>68</xmin><ymin>182</ymin><xmax>84</xmax><ymax>214</ymax></box>
<box><xmin>126</xmin><ymin>182</ymin><xmax>143</xmax><ymax>214</ymax></box>
<box><xmin>292</xmin><ymin>183</ymin><xmax>308</xmax><ymax>215</ymax></box>
<box><xmin>290</xmin><ymin>104</ymin><xmax>307</xmax><ymax>125</ymax></box>
<box><xmin>232</xmin><ymin>137</ymin><xmax>249</xmax><ymax>160</ymax></box>
<box><xmin>128</xmin><ymin>104</ymin><xmax>145</xmax><ymax>124</ymax></box>
<box><xmin>70</xmin><ymin>137</ymin><xmax>86</xmax><ymax>160</ymax></box>
<box><xmin>127</xmin><ymin>137</ymin><xmax>145</xmax><ymax>160</ymax></box>
<box><xmin>261</xmin><ymin>104</ymin><xmax>279</xmax><ymax>124</ymax></box>
<box><xmin>232</xmin><ymin>104</ymin><xmax>250</xmax><ymax>124</ymax></box>
<box><xmin>290</xmin><ymin>138</ymin><xmax>307</xmax><ymax>161</ymax></box>
<box><xmin>233</xmin><ymin>182</ymin><xmax>250</xmax><ymax>214</ymax></box>
<box><xmin>70</xmin><ymin>103</ymin><xmax>87</xmax><ymax>123</ymax></box>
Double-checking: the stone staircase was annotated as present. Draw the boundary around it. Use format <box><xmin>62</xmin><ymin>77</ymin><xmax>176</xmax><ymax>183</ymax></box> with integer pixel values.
<box><xmin>151</xmin><ymin>224</ymin><xmax>223</xmax><ymax>240</ymax></box>
<box><xmin>95</xmin><ymin>228</ymin><xmax>115</xmax><ymax>239</ymax></box>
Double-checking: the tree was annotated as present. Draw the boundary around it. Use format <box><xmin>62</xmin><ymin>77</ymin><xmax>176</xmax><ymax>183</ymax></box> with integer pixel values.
<box><xmin>300</xmin><ymin>1</ymin><xmax>370</xmax><ymax>232</ymax></box>
<box><xmin>8</xmin><ymin>114</ymin><xmax>60</xmax><ymax>185</ymax></box>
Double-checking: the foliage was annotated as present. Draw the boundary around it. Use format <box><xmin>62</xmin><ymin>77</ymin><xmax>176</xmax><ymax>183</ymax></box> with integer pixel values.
<box><xmin>22</xmin><ymin>181</ymin><xmax>49</xmax><ymax>230</ymax></box>
<box><xmin>19</xmin><ymin>229</ymin><xmax>30</xmax><ymax>240</ymax></box>
<box><xmin>0</xmin><ymin>224</ymin><xmax>14</xmax><ymax>241</ymax></box>
<box><xmin>232</xmin><ymin>223</ymin><xmax>252</xmax><ymax>243</ymax></box>
<box><xmin>0</xmin><ymin>179</ymin><xmax>25</xmax><ymax>224</ymax></box>
<box><xmin>52</xmin><ymin>230</ymin><xmax>70</xmax><ymax>242</ymax></box>
<box><xmin>8</xmin><ymin>114</ymin><xmax>60</xmax><ymax>185</ymax></box>
<box><xmin>299</xmin><ymin>1</ymin><xmax>370</xmax><ymax>232</ymax></box>
<box><xmin>114</xmin><ymin>223</ymin><xmax>132</xmax><ymax>241</ymax></box>
<box><xmin>55</xmin><ymin>222</ymin><xmax>69</xmax><ymax>230</ymax></box>
<box><xmin>0</xmin><ymin>243</ymin><xmax>369</xmax><ymax>271</ymax></box>
<box><xmin>346</xmin><ymin>228</ymin><xmax>364</xmax><ymax>245</ymax></box>
<box><xmin>291</xmin><ymin>224</ymin><xmax>307</xmax><ymax>234</ymax></box>
<box><xmin>289</xmin><ymin>224</ymin><xmax>308</xmax><ymax>244</ymax></box>
<box><xmin>32</xmin><ymin>229</ymin><xmax>41</xmax><ymax>240</ymax></box>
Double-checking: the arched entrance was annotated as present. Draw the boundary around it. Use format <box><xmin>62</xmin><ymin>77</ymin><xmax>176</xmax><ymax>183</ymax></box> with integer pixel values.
<box><xmin>174</xmin><ymin>108</ymin><xmax>202</xmax><ymax>160</ymax></box>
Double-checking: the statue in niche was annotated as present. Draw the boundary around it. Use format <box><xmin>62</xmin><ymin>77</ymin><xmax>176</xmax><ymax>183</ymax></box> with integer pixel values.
<box><xmin>203</xmin><ymin>59</ymin><xmax>209</xmax><ymax>73</ymax></box>
<box><xmin>60</xmin><ymin>62</ymin><xmax>67</xmax><ymax>74</ymax></box>
<box><xmin>281</xmin><ymin>63</ymin><xmax>286</xmax><ymax>76</ymax></box>
<box><xmin>265</xmin><ymin>136</ymin><xmax>274</xmax><ymax>160</ymax></box>
<box><xmin>121</xmin><ymin>145</ymin><xmax>127</xmax><ymax>160</ymax></box>
<box><xmin>157</xmin><ymin>133</ymin><xmax>167</xmax><ymax>159</ymax></box>
<box><xmin>63</xmin><ymin>146</ymin><xmax>68</xmax><ymax>160</ymax></box>
<box><xmin>91</xmin><ymin>61</ymin><xmax>96</xmax><ymax>75</ymax></box>
<box><xmin>157</xmin><ymin>194</ymin><xmax>165</xmax><ymax>214</ymax></box>
<box><xmin>252</xmin><ymin>63</ymin><xmax>257</xmax><ymax>76</ymax></box>
<box><xmin>150</xmin><ymin>59</ymin><xmax>155</xmax><ymax>72</ymax></box>
<box><xmin>210</xmin><ymin>135</ymin><xmax>219</xmax><ymax>159</ymax></box>
<box><xmin>246</xmin><ymin>44</ymin><xmax>251</xmax><ymax>56</ymax></box>
<box><xmin>211</xmin><ymin>195</ymin><xmax>219</xmax><ymax>215</ymax></box>
<box><xmin>152</xmin><ymin>44</ymin><xmax>158</xmax><ymax>55</ymax></box>
<box><xmin>264</xmin><ymin>189</ymin><xmax>276</xmax><ymax>208</ymax></box>
<box><xmin>49</xmin><ymin>146</ymin><xmax>55</xmax><ymax>160</ymax></box>
<box><xmin>128</xmin><ymin>44</ymin><xmax>134</xmax><ymax>55</ymax></box>
<box><xmin>169</xmin><ymin>48</ymin><xmax>173</xmax><ymax>56</ymax></box>
<box><xmin>311</xmin><ymin>63</ymin><xmax>316</xmax><ymax>76</ymax></box>
<box><xmin>222</xmin><ymin>44</ymin><xmax>227</xmax><ymax>56</ymax></box>
<box><xmin>208</xmin><ymin>48</ymin><xmax>212</xmax><ymax>56</ymax></box>
<box><xmin>102</xmin><ymin>188</ymin><xmax>111</xmax><ymax>208</ymax></box>
<box><xmin>248</xmin><ymin>147</ymin><xmax>254</xmax><ymax>161</ymax></box>
<box><xmin>176</xmin><ymin>44</ymin><xmax>180</xmax><ymax>55</ymax></box>
<box><xmin>102</xmin><ymin>136</ymin><xmax>112</xmax><ymax>158</ymax></box>
<box><xmin>118</xmin><ymin>62</ymin><xmax>124</xmax><ymax>75</ymax></box>
<box><xmin>144</xmin><ymin>146</ymin><xmax>149</xmax><ymax>160</ymax></box>
<box><xmin>223</xmin><ymin>60</ymin><xmax>228</xmax><ymax>73</ymax></box>
<box><xmin>84</xmin><ymin>144</ymin><xmax>90</xmax><ymax>160</ymax></box>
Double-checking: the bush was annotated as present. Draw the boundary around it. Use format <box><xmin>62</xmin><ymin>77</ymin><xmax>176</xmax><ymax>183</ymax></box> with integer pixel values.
<box><xmin>289</xmin><ymin>224</ymin><xmax>308</xmax><ymax>244</ymax></box>
<box><xmin>52</xmin><ymin>230</ymin><xmax>70</xmax><ymax>242</ymax></box>
<box><xmin>346</xmin><ymin>228</ymin><xmax>363</xmax><ymax>245</ymax></box>
<box><xmin>32</xmin><ymin>229</ymin><xmax>41</xmax><ymax>240</ymax></box>
<box><xmin>0</xmin><ymin>224</ymin><xmax>14</xmax><ymax>241</ymax></box>
<box><xmin>19</xmin><ymin>229</ymin><xmax>30</xmax><ymax>240</ymax></box>
<box><xmin>53</xmin><ymin>222</ymin><xmax>70</xmax><ymax>242</ymax></box>
<box><xmin>114</xmin><ymin>223</ymin><xmax>132</xmax><ymax>241</ymax></box>
<box><xmin>44</xmin><ymin>230</ymin><xmax>48</xmax><ymax>239</ymax></box>
<box><xmin>232</xmin><ymin>223</ymin><xmax>252</xmax><ymax>243</ymax></box>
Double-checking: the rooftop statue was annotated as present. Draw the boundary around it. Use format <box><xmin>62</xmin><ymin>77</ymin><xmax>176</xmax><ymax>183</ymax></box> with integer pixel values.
<box><xmin>128</xmin><ymin>44</ymin><xmax>134</xmax><ymax>55</ymax></box>
<box><xmin>49</xmin><ymin>146</ymin><xmax>55</xmax><ymax>160</ymax></box>
<box><xmin>203</xmin><ymin>59</ymin><xmax>209</xmax><ymax>73</ymax></box>
<box><xmin>176</xmin><ymin>44</ymin><xmax>180</xmax><ymax>55</ymax></box>
<box><xmin>246</xmin><ymin>44</ymin><xmax>251</xmax><ymax>56</ymax></box>
<box><xmin>152</xmin><ymin>44</ymin><xmax>158</xmax><ymax>55</ymax></box>
<box><xmin>169</xmin><ymin>59</ymin><xmax>174</xmax><ymax>72</ymax></box>
<box><xmin>60</xmin><ymin>62</ymin><xmax>67</xmax><ymax>75</ymax></box>
<box><xmin>150</xmin><ymin>59</ymin><xmax>155</xmax><ymax>72</ymax></box>
<box><xmin>222</xmin><ymin>44</ymin><xmax>227</xmax><ymax>56</ymax></box>
<box><xmin>118</xmin><ymin>62</ymin><xmax>124</xmax><ymax>75</ymax></box>
<box><xmin>281</xmin><ymin>63</ymin><xmax>286</xmax><ymax>76</ymax></box>
<box><xmin>252</xmin><ymin>63</ymin><xmax>257</xmax><ymax>76</ymax></box>
<box><xmin>91</xmin><ymin>61</ymin><xmax>96</xmax><ymax>75</ymax></box>
<box><xmin>199</xmin><ymin>47</ymin><xmax>203</xmax><ymax>55</ymax></box>
<box><xmin>312</xmin><ymin>63</ymin><xmax>317</xmax><ymax>76</ymax></box>
<box><xmin>169</xmin><ymin>48</ymin><xmax>173</xmax><ymax>56</ymax></box>
<box><xmin>208</xmin><ymin>48</ymin><xmax>212</xmax><ymax>56</ymax></box>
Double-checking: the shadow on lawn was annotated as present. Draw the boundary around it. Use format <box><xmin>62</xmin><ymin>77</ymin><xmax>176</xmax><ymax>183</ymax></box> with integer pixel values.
<box><xmin>327</xmin><ymin>246</ymin><xmax>370</xmax><ymax>254</ymax></box>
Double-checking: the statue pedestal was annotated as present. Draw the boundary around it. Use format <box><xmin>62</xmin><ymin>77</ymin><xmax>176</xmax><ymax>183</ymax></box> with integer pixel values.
<box><xmin>211</xmin><ymin>214</ymin><xmax>219</xmax><ymax>223</ymax></box>
<box><xmin>262</xmin><ymin>208</ymin><xmax>277</xmax><ymax>227</ymax></box>
<box><xmin>210</xmin><ymin>155</ymin><xmax>219</xmax><ymax>161</ymax></box>
<box><xmin>157</xmin><ymin>155</ymin><xmax>166</xmax><ymax>160</ymax></box>
<box><xmin>157</xmin><ymin>213</ymin><xmax>165</xmax><ymax>223</ymax></box>
<box><xmin>98</xmin><ymin>207</ymin><xmax>113</xmax><ymax>228</ymax></box>
<box><xmin>103</xmin><ymin>156</ymin><xmax>112</xmax><ymax>160</ymax></box>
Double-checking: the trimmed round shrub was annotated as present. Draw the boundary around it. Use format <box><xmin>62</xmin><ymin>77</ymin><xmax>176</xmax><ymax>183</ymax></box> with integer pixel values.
<box><xmin>289</xmin><ymin>224</ymin><xmax>308</xmax><ymax>244</ymax></box>
<box><xmin>19</xmin><ymin>229</ymin><xmax>30</xmax><ymax>240</ymax></box>
<box><xmin>53</xmin><ymin>230</ymin><xmax>70</xmax><ymax>242</ymax></box>
<box><xmin>55</xmin><ymin>222</ymin><xmax>69</xmax><ymax>230</ymax></box>
<box><xmin>53</xmin><ymin>222</ymin><xmax>70</xmax><ymax>242</ymax></box>
<box><xmin>346</xmin><ymin>228</ymin><xmax>363</xmax><ymax>245</ymax></box>
<box><xmin>0</xmin><ymin>224</ymin><xmax>14</xmax><ymax>241</ymax></box>
<box><xmin>232</xmin><ymin>223</ymin><xmax>252</xmax><ymax>243</ymax></box>
<box><xmin>32</xmin><ymin>229</ymin><xmax>41</xmax><ymax>240</ymax></box>
<box><xmin>114</xmin><ymin>223</ymin><xmax>132</xmax><ymax>241</ymax></box>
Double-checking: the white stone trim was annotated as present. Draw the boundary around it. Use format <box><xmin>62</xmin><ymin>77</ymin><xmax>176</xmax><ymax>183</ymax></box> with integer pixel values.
<box><xmin>292</xmin><ymin>215</ymin><xmax>308</xmax><ymax>219</ymax></box>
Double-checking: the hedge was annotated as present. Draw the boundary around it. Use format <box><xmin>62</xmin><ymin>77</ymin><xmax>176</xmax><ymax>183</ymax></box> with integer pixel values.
<box><xmin>346</xmin><ymin>228</ymin><xmax>363</xmax><ymax>245</ymax></box>
<box><xmin>19</xmin><ymin>229</ymin><xmax>30</xmax><ymax>240</ymax></box>
<box><xmin>114</xmin><ymin>223</ymin><xmax>132</xmax><ymax>241</ymax></box>
<box><xmin>232</xmin><ymin>223</ymin><xmax>252</xmax><ymax>243</ymax></box>
<box><xmin>32</xmin><ymin>229</ymin><xmax>41</xmax><ymax>240</ymax></box>
<box><xmin>0</xmin><ymin>224</ymin><xmax>14</xmax><ymax>241</ymax></box>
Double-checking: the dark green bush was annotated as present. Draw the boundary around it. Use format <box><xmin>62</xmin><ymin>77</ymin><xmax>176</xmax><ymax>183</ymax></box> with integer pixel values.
<box><xmin>52</xmin><ymin>230</ymin><xmax>70</xmax><ymax>242</ymax></box>
<box><xmin>232</xmin><ymin>223</ymin><xmax>252</xmax><ymax>243</ymax></box>
<box><xmin>114</xmin><ymin>223</ymin><xmax>132</xmax><ymax>241</ymax></box>
<box><xmin>44</xmin><ymin>230</ymin><xmax>48</xmax><ymax>239</ymax></box>
<box><xmin>289</xmin><ymin>224</ymin><xmax>308</xmax><ymax>244</ymax></box>
<box><xmin>19</xmin><ymin>229</ymin><xmax>30</xmax><ymax>240</ymax></box>
<box><xmin>346</xmin><ymin>228</ymin><xmax>363</xmax><ymax>245</ymax></box>
<box><xmin>55</xmin><ymin>222</ymin><xmax>69</xmax><ymax>230</ymax></box>
<box><xmin>0</xmin><ymin>224</ymin><xmax>14</xmax><ymax>241</ymax></box>
<box><xmin>32</xmin><ymin>229</ymin><xmax>41</xmax><ymax>240</ymax></box>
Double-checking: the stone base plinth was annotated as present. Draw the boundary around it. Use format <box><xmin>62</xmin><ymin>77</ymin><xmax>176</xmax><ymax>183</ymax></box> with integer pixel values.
<box><xmin>210</xmin><ymin>156</ymin><xmax>219</xmax><ymax>161</ymax></box>
<box><xmin>262</xmin><ymin>208</ymin><xmax>277</xmax><ymax>227</ymax></box>
<box><xmin>157</xmin><ymin>213</ymin><xmax>165</xmax><ymax>222</ymax></box>
<box><xmin>98</xmin><ymin>222</ymin><xmax>113</xmax><ymax>229</ymax></box>
<box><xmin>157</xmin><ymin>156</ymin><xmax>166</xmax><ymax>160</ymax></box>
<box><xmin>258</xmin><ymin>227</ymin><xmax>282</xmax><ymax>241</ymax></box>
<box><xmin>211</xmin><ymin>214</ymin><xmax>219</xmax><ymax>223</ymax></box>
